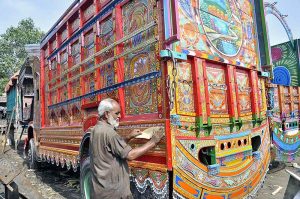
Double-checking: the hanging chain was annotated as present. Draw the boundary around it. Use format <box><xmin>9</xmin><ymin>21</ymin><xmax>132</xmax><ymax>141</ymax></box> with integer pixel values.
<box><xmin>166</xmin><ymin>49</ymin><xmax>177</xmax><ymax>110</ymax></box>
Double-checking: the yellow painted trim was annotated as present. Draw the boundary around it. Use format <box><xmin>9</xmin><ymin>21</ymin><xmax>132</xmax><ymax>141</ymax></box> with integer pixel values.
<box><xmin>216</xmin><ymin>145</ymin><xmax>252</xmax><ymax>158</ymax></box>
<box><xmin>39</xmin><ymin>146</ymin><xmax>79</xmax><ymax>155</ymax></box>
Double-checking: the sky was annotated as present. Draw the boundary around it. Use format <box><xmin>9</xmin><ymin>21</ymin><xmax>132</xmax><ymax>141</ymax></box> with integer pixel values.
<box><xmin>0</xmin><ymin>0</ymin><xmax>73</xmax><ymax>35</ymax></box>
<box><xmin>0</xmin><ymin>0</ymin><xmax>299</xmax><ymax>46</ymax></box>
<box><xmin>265</xmin><ymin>0</ymin><xmax>300</xmax><ymax>46</ymax></box>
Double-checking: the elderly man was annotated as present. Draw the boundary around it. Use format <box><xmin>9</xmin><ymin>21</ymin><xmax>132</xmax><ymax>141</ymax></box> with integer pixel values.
<box><xmin>90</xmin><ymin>98</ymin><xmax>164</xmax><ymax>199</ymax></box>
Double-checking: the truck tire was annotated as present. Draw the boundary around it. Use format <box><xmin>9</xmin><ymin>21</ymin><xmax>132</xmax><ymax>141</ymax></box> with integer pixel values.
<box><xmin>80</xmin><ymin>157</ymin><xmax>92</xmax><ymax>199</ymax></box>
<box><xmin>27</xmin><ymin>138</ymin><xmax>39</xmax><ymax>169</ymax></box>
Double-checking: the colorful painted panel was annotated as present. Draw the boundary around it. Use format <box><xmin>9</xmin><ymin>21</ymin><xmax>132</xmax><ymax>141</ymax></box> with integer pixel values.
<box><xmin>50</xmin><ymin>59</ymin><xmax>57</xmax><ymax>77</ymax></box>
<box><xmin>50</xmin><ymin>40</ymin><xmax>56</xmax><ymax>52</ymax></box>
<box><xmin>71</xmin><ymin>18</ymin><xmax>80</xmax><ymax>33</ymax></box>
<box><xmin>273</xmin><ymin>87</ymin><xmax>280</xmax><ymax>118</ymax></box>
<box><xmin>123</xmin><ymin>0</ymin><xmax>158</xmax><ymax>115</ymax></box>
<box><xmin>196</xmin><ymin>59</ymin><xmax>208</xmax><ymax>123</ymax></box>
<box><xmin>272</xmin><ymin>121</ymin><xmax>300</xmax><ymax>161</ymax></box>
<box><xmin>99</xmin><ymin>16</ymin><xmax>117</xmax><ymax>99</ymax></box>
<box><xmin>271</xmin><ymin>41</ymin><xmax>299</xmax><ymax>86</ymax></box>
<box><xmin>71</xmin><ymin>80</ymin><xmax>80</xmax><ymax>98</ymax></box>
<box><xmin>60</xmin><ymin>85</ymin><xmax>68</xmax><ymax>102</ymax></box>
<box><xmin>60</xmin><ymin>50</ymin><xmax>68</xmax><ymax>70</ymax></box>
<box><xmin>71</xmin><ymin>41</ymin><xmax>80</xmax><ymax>66</ymax></box>
<box><xmin>206</xmin><ymin>65</ymin><xmax>228</xmax><ymax>115</ymax></box>
<box><xmin>84</xmin><ymin>30</ymin><xmax>94</xmax><ymax>59</ymax></box>
<box><xmin>236</xmin><ymin>70</ymin><xmax>251</xmax><ymax>114</ymax></box>
<box><xmin>50</xmin><ymin>91</ymin><xmax>57</xmax><ymax>105</ymax></box>
<box><xmin>176</xmin><ymin>0</ymin><xmax>258</xmax><ymax>68</ymax></box>
<box><xmin>176</xmin><ymin>61</ymin><xmax>195</xmax><ymax>115</ymax></box>
<box><xmin>61</xmin><ymin>29</ymin><xmax>68</xmax><ymax>42</ymax></box>
<box><xmin>85</xmin><ymin>72</ymin><xmax>96</xmax><ymax>103</ymax></box>
<box><xmin>173</xmin><ymin>171</ymin><xmax>202</xmax><ymax>199</ymax></box>
<box><xmin>292</xmin><ymin>87</ymin><xmax>299</xmax><ymax>116</ymax></box>
<box><xmin>283</xmin><ymin>86</ymin><xmax>291</xmax><ymax>115</ymax></box>
<box><xmin>258</xmin><ymin>78</ymin><xmax>267</xmax><ymax>117</ymax></box>
<box><xmin>83</xmin><ymin>4</ymin><xmax>95</xmax><ymax>22</ymax></box>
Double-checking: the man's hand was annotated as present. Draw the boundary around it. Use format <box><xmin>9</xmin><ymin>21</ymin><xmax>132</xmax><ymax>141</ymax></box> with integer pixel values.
<box><xmin>125</xmin><ymin>129</ymin><xmax>141</xmax><ymax>142</ymax></box>
<box><xmin>150</xmin><ymin>128</ymin><xmax>164</xmax><ymax>144</ymax></box>
<box><xmin>130</xmin><ymin>129</ymin><xmax>141</xmax><ymax>138</ymax></box>
<box><xmin>127</xmin><ymin>128</ymin><xmax>165</xmax><ymax>161</ymax></box>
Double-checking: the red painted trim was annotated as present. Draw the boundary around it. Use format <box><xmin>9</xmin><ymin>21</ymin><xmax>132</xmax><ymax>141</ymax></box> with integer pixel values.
<box><xmin>191</xmin><ymin>57</ymin><xmax>202</xmax><ymax>117</ymax></box>
<box><xmin>95</xmin><ymin>22</ymin><xmax>101</xmax><ymax>102</ymax></box>
<box><xmin>98</xmin><ymin>11</ymin><xmax>112</xmax><ymax>23</ymax></box>
<box><xmin>249</xmin><ymin>70</ymin><xmax>258</xmax><ymax>115</ymax></box>
<box><xmin>202</xmin><ymin>61</ymin><xmax>211</xmax><ymax>116</ymax></box>
<box><xmin>70</xmin><ymin>38</ymin><xmax>80</xmax><ymax>46</ymax></box>
<box><xmin>226</xmin><ymin>65</ymin><xmax>235</xmax><ymax>118</ymax></box>
<box><xmin>81</xmin><ymin>101</ymin><xmax>100</xmax><ymax>109</ymax></box>
<box><xmin>79</xmin><ymin>10</ymin><xmax>85</xmax><ymax>104</ymax></box>
<box><xmin>120</xmin><ymin>0</ymin><xmax>131</xmax><ymax>7</ymax></box>
<box><xmin>164</xmin><ymin>35</ymin><xmax>180</xmax><ymax>46</ymax></box>
<box><xmin>57</xmin><ymin>39</ymin><xmax>61</xmax><ymax>102</ymax></box>
<box><xmin>135</xmin><ymin>155</ymin><xmax>166</xmax><ymax>165</ymax></box>
<box><xmin>83</xmin><ymin>115</ymin><xmax>98</xmax><ymax>132</ymax></box>
<box><xmin>164</xmin><ymin>0</ymin><xmax>180</xmax><ymax>45</ymax></box>
<box><xmin>82</xmin><ymin>25</ymin><xmax>94</xmax><ymax>35</ymax></box>
<box><xmin>40</xmin><ymin>142</ymin><xmax>79</xmax><ymax>151</ymax></box>
<box><xmin>99</xmin><ymin>0</ymin><xmax>111</xmax><ymax>8</ymax></box>
<box><xmin>121</xmin><ymin>113</ymin><xmax>159</xmax><ymax>122</ymax></box>
<box><xmin>41</xmin><ymin>50</ymin><xmax>46</xmax><ymax>127</ymax></box>
<box><xmin>175</xmin><ymin>136</ymin><xmax>215</xmax><ymax>140</ymax></box>
<box><xmin>298</xmin><ymin>87</ymin><xmax>300</xmax><ymax>113</ymax></box>
<box><xmin>115</xmin><ymin>5</ymin><xmax>126</xmax><ymax>118</ymax></box>
<box><xmin>165</xmin><ymin>119</ymin><xmax>172</xmax><ymax>170</ymax></box>
<box><xmin>233</xmin><ymin>67</ymin><xmax>241</xmax><ymax>117</ymax></box>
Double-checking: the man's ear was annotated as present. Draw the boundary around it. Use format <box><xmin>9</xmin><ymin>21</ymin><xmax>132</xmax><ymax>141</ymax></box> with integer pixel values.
<box><xmin>104</xmin><ymin>111</ymin><xmax>109</xmax><ymax>119</ymax></box>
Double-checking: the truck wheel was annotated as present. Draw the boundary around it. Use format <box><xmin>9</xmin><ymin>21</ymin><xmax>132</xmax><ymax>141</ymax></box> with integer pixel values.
<box><xmin>27</xmin><ymin>139</ymin><xmax>39</xmax><ymax>169</ymax></box>
<box><xmin>80</xmin><ymin>157</ymin><xmax>91</xmax><ymax>199</ymax></box>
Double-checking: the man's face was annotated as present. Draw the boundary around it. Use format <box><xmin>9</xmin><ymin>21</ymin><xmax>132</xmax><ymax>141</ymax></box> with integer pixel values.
<box><xmin>107</xmin><ymin>102</ymin><xmax>121</xmax><ymax>127</ymax></box>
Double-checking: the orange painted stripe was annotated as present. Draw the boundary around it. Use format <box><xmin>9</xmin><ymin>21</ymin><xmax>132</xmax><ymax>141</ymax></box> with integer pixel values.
<box><xmin>250</xmin><ymin>170</ymin><xmax>260</xmax><ymax>188</ymax></box>
<box><xmin>229</xmin><ymin>186</ymin><xmax>247</xmax><ymax>198</ymax></box>
<box><xmin>204</xmin><ymin>195</ymin><xmax>224</xmax><ymax>199</ymax></box>
<box><xmin>178</xmin><ymin>180</ymin><xmax>198</xmax><ymax>195</ymax></box>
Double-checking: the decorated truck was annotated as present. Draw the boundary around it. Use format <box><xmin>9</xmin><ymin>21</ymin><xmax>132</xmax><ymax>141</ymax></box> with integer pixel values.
<box><xmin>269</xmin><ymin>39</ymin><xmax>300</xmax><ymax>161</ymax></box>
<box><xmin>29</xmin><ymin>0</ymin><xmax>271</xmax><ymax>198</ymax></box>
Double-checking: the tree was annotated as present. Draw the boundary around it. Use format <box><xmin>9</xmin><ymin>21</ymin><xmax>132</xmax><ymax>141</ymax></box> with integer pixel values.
<box><xmin>0</xmin><ymin>18</ymin><xmax>44</xmax><ymax>93</ymax></box>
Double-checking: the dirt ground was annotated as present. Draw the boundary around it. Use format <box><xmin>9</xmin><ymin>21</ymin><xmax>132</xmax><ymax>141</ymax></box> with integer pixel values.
<box><xmin>256</xmin><ymin>158</ymin><xmax>300</xmax><ymax>199</ymax></box>
<box><xmin>0</xmin><ymin>142</ymin><xmax>80</xmax><ymax>199</ymax></box>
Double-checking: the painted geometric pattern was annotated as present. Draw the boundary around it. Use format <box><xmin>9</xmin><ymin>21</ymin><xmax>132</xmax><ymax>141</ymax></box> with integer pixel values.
<box><xmin>85</xmin><ymin>73</ymin><xmax>96</xmax><ymax>103</ymax></box>
<box><xmin>271</xmin><ymin>41</ymin><xmax>299</xmax><ymax>86</ymax></box>
<box><xmin>258</xmin><ymin>79</ymin><xmax>263</xmax><ymax>110</ymax></box>
<box><xmin>206</xmin><ymin>66</ymin><xmax>228</xmax><ymax>115</ymax></box>
<box><xmin>273</xmin><ymin>87</ymin><xmax>280</xmax><ymax>117</ymax></box>
<box><xmin>175</xmin><ymin>143</ymin><xmax>260</xmax><ymax>189</ymax></box>
<box><xmin>174</xmin><ymin>124</ymin><xmax>270</xmax><ymax>195</ymax></box>
<box><xmin>176</xmin><ymin>0</ymin><xmax>258</xmax><ymax>68</ymax></box>
<box><xmin>283</xmin><ymin>86</ymin><xmax>291</xmax><ymax>115</ymax></box>
<box><xmin>99</xmin><ymin>16</ymin><xmax>118</xmax><ymax>100</ymax></box>
<box><xmin>236</xmin><ymin>70</ymin><xmax>251</xmax><ymax>114</ymax></box>
<box><xmin>123</xmin><ymin>0</ymin><xmax>158</xmax><ymax>115</ymax></box>
<box><xmin>176</xmin><ymin>62</ymin><xmax>195</xmax><ymax>115</ymax></box>
<box><xmin>293</xmin><ymin>87</ymin><xmax>299</xmax><ymax>114</ymax></box>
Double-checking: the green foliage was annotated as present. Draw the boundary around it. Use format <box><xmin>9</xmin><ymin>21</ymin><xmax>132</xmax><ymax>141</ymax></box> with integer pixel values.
<box><xmin>0</xmin><ymin>18</ymin><xmax>44</xmax><ymax>93</ymax></box>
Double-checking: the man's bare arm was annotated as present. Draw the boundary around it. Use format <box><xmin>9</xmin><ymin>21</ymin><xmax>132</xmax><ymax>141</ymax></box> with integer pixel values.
<box><xmin>126</xmin><ymin>129</ymin><xmax>164</xmax><ymax>161</ymax></box>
